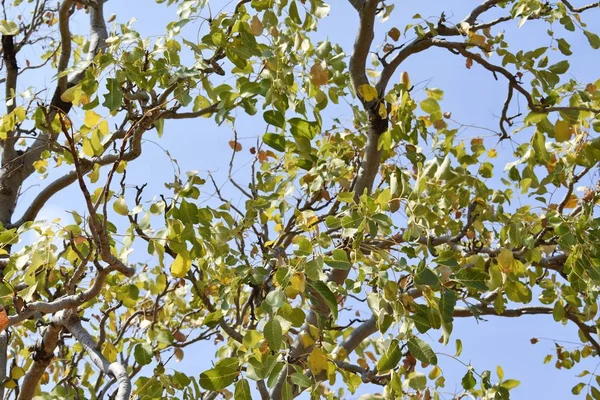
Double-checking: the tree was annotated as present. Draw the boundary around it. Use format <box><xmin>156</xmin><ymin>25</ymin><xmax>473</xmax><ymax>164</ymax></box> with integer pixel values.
<box><xmin>0</xmin><ymin>0</ymin><xmax>600</xmax><ymax>398</ymax></box>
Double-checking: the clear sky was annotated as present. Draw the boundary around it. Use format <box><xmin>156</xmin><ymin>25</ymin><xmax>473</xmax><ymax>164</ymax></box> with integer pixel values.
<box><xmin>10</xmin><ymin>1</ymin><xmax>600</xmax><ymax>399</ymax></box>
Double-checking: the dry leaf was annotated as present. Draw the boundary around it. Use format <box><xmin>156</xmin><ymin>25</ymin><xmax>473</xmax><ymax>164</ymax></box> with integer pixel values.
<box><xmin>249</xmin><ymin>15</ymin><xmax>263</xmax><ymax>36</ymax></box>
<box><xmin>466</xmin><ymin>57</ymin><xmax>473</xmax><ymax>69</ymax></box>
<box><xmin>388</xmin><ymin>27</ymin><xmax>400</xmax><ymax>41</ymax></box>
<box><xmin>0</xmin><ymin>306</ymin><xmax>8</xmax><ymax>332</ymax></box>
<box><xmin>310</xmin><ymin>62</ymin><xmax>329</xmax><ymax>86</ymax></box>
<box><xmin>228</xmin><ymin>140</ymin><xmax>242</xmax><ymax>152</ymax></box>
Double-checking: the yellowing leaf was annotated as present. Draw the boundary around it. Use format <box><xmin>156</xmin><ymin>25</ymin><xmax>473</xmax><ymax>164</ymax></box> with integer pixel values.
<box><xmin>249</xmin><ymin>15</ymin><xmax>263</xmax><ymax>36</ymax></box>
<box><xmin>488</xmin><ymin>149</ymin><xmax>498</xmax><ymax>158</ymax></box>
<box><xmin>310</xmin><ymin>62</ymin><xmax>329</xmax><ymax>86</ymax></box>
<box><xmin>563</xmin><ymin>194</ymin><xmax>579</xmax><ymax>209</ymax></box>
<box><xmin>358</xmin><ymin>84</ymin><xmax>378</xmax><ymax>102</ymax></box>
<box><xmin>555</xmin><ymin>120</ymin><xmax>571</xmax><ymax>142</ymax></box>
<box><xmin>469</xmin><ymin>33</ymin><xmax>486</xmax><ymax>46</ymax></box>
<box><xmin>84</xmin><ymin>110</ymin><xmax>102</xmax><ymax>128</ymax></box>
<box><xmin>497</xmin><ymin>248</ymin><xmax>514</xmax><ymax>272</ymax></box>
<box><xmin>171</xmin><ymin>252</ymin><xmax>192</xmax><ymax>278</ymax></box>
<box><xmin>308</xmin><ymin>347</ymin><xmax>328</xmax><ymax>375</ymax></box>
<box><xmin>113</xmin><ymin>197</ymin><xmax>128</xmax><ymax>216</ymax></box>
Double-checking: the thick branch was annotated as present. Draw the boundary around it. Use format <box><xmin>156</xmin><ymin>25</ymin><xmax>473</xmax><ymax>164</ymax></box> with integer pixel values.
<box><xmin>348</xmin><ymin>0</ymin><xmax>379</xmax><ymax>94</ymax></box>
<box><xmin>7</xmin><ymin>260</ymin><xmax>134</xmax><ymax>328</ymax></box>
<box><xmin>54</xmin><ymin>310</ymin><xmax>131</xmax><ymax>400</ymax></box>
<box><xmin>18</xmin><ymin>324</ymin><xmax>61</xmax><ymax>400</ymax></box>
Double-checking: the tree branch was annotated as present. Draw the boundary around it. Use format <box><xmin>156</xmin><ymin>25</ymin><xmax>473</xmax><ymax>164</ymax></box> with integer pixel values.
<box><xmin>561</xmin><ymin>0</ymin><xmax>600</xmax><ymax>13</ymax></box>
<box><xmin>53</xmin><ymin>309</ymin><xmax>131</xmax><ymax>400</ymax></box>
<box><xmin>348</xmin><ymin>0</ymin><xmax>379</xmax><ymax>94</ymax></box>
<box><xmin>18</xmin><ymin>324</ymin><xmax>61</xmax><ymax>400</ymax></box>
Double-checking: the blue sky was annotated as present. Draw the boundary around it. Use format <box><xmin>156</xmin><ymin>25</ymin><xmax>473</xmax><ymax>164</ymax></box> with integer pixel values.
<box><xmin>9</xmin><ymin>0</ymin><xmax>600</xmax><ymax>399</ymax></box>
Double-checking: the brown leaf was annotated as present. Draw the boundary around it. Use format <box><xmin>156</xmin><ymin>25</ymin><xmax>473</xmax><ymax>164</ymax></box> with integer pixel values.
<box><xmin>249</xmin><ymin>15</ymin><xmax>263</xmax><ymax>36</ymax></box>
<box><xmin>249</xmin><ymin>146</ymin><xmax>256</xmax><ymax>154</ymax></box>
<box><xmin>258</xmin><ymin>150</ymin><xmax>268</xmax><ymax>163</ymax></box>
<box><xmin>466</xmin><ymin>57</ymin><xmax>473</xmax><ymax>69</ymax></box>
<box><xmin>228</xmin><ymin>140</ymin><xmax>242</xmax><ymax>152</ymax></box>
<box><xmin>530</xmin><ymin>338</ymin><xmax>539</xmax><ymax>344</ymax></box>
<box><xmin>310</xmin><ymin>62</ymin><xmax>329</xmax><ymax>86</ymax></box>
<box><xmin>388</xmin><ymin>27</ymin><xmax>400</xmax><ymax>41</ymax></box>
<box><xmin>173</xmin><ymin>330</ymin><xmax>186</xmax><ymax>342</ymax></box>
<box><xmin>586</xmin><ymin>83</ymin><xmax>597</xmax><ymax>94</ymax></box>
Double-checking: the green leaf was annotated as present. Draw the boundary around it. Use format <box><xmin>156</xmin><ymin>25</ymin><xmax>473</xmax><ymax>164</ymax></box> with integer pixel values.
<box><xmin>234</xmin><ymin>379</ymin><xmax>252</xmax><ymax>400</ymax></box>
<box><xmin>572</xmin><ymin>382</ymin><xmax>586</xmax><ymax>395</ymax></box>
<box><xmin>134</xmin><ymin>343</ymin><xmax>153</xmax><ymax>366</ymax></box>
<box><xmin>407</xmin><ymin>337</ymin><xmax>438</xmax><ymax>365</ymax></box>
<box><xmin>309</xmin><ymin>281</ymin><xmax>338</xmax><ymax>319</ymax></box>
<box><xmin>462</xmin><ymin>369</ymin><xmax>476</xmax><ymax>390</ymax></box>
<box><xmin>439</xmin><ymin>289</ymin><xmax>457</xmax><ymax>323</ymax></box>
<box><xmin>414</xmin><ymin>267</ymin><xmax>439</xmax><ymax>289</ymax></box>
<box><xmin>501</xmin><ymin>379</ymin><xmax>521</xmax><ymax>390</ymax></box>
<box><xmin>263</xmin><ymin>133</ymin><xmax>286</xmax><ymax>152</ymax></box>
<box><xmin>199</xmin><ymin>358</ymin><xmax>239</xmax><ymax>391</ymax></box>
<box><xmin>549</xmin><ymin>60</ymin><xmax>569</xmax><ymax>75</ymax></box>
<box><xmin>103</xmin><ymin>78</ymin><xmax>123</xmax><ymax>113</ymax></box>
<box><xmin>263</xmin><ymin>110</ymin><xmax>286</xmax><ymax>129</ymax></box>
<box><xmin>584</xmin><ymin>30</ymin><xmax>600</xmax><ymax>49</ymax></box>
<box><xmin>454</xmin><ymin>268</ymin><xmax>489</xmax><ymax>291</ymax></box>
<box><xmin>420</xmin><ymin>98</ymin><xmax>440</xmax><ymax>114</ymax></box>
<box><xmin>264</xmin><ymin>319</ymin><xmax>283</xmax><ymax>351</ymax></box>
<box><xmin>290</xmin><ymin>372</ymin><xmax>312</xmax><ymax>388</ymax></box>
<box><xmin>376</xmin><ymin>339</ymin><xmax>402</xmax><ymax>372</ymax></box>
<box><xmin>324</xmin><ymin>249</ymin><xmax>351</xmax><ymax>270</ymax></box>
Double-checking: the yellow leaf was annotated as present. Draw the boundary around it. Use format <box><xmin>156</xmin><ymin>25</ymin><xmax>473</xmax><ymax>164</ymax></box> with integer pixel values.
<box><xmin>488</xmin><ymin>149</ymin><xmax>498</xmax><ymax>158</ymax></box>
<box><xmin>310</xmin><ymin>62</ymin><xmax>329</xmax><ymax>86</ymax></box>
<box><xmin>84</xmin><ymin>110</ymin><xmax>102</xmax><ymax>128</ymax></box>
<box><xmin>102</xmin><ymin>342</ymin><xmax>117</xmax><ymax>363</ymax></box>
<box><xmin>249</xmin><ymin>15</ymin><xmax>263</xmax><ymax>36</ymax></box>
<box><xmin>469</xmin><ymin>33</ymin><xmax>486</xmax><ymax>46</ymax></box>
<box><xmin>555</xmin><ymin>120</ymin><xmax>571</xmax><ymax>142</ymax></box>
<box><xmin>358</xmin><ymin>84</ymin><xmax>378</xmax><ymax>102</ymax></box>
<box><xmin>82</xmin><ymin>138</ymin><xmax>95</xmax><ymax>157</ymax></box>
<box><xmin>98</xmin><ymin>120</ymin><xmax>109</xmax><ymax>135</ymax></box>
<box><xmin>60</xmin><ymin>85</ymin><xmax>82</xmax><ymax>103</ymax></box>
<box><xmin>88</xmin><ymin>163</ymin><xmax>100</xmax><ymax>183</ymax></box>
<box><xmin>289</xmin><ymin>273</ymin><xmax>305</xmax><ymax>293</ymax></box>
<box><xmin>378</xmin><ymin>103</ymin><xmax>388</xmax><ymax>119</ymax></box>
<box><xmin>563</xmin><ymin>194</ymin><xmax>579</xmax><ymax>209</ymax></box>
<box><xmin>13</xmin><ymin>106</ymin><xmax>26</xmax><ymax>122</ymax></box>
<box><xmin>308</xmin><ymin>347</ymin><xmax>328</xmax><ymax>375</ymax></box>
<box><xmin>171</xmin><ymin>252</ymin><xmax>192</xmax><ymax>278</ymax></box>
<box><xmin>10</xmin><ymin>366</ymin><xmax>25</xmax><ymax>380</ymax></box>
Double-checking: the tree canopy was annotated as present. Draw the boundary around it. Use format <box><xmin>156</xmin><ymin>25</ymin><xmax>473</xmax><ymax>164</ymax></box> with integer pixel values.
<box><xmin>1</xmin><ymin>0</ymin><xmax>600</xmax><ymax>399</ymax></box>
